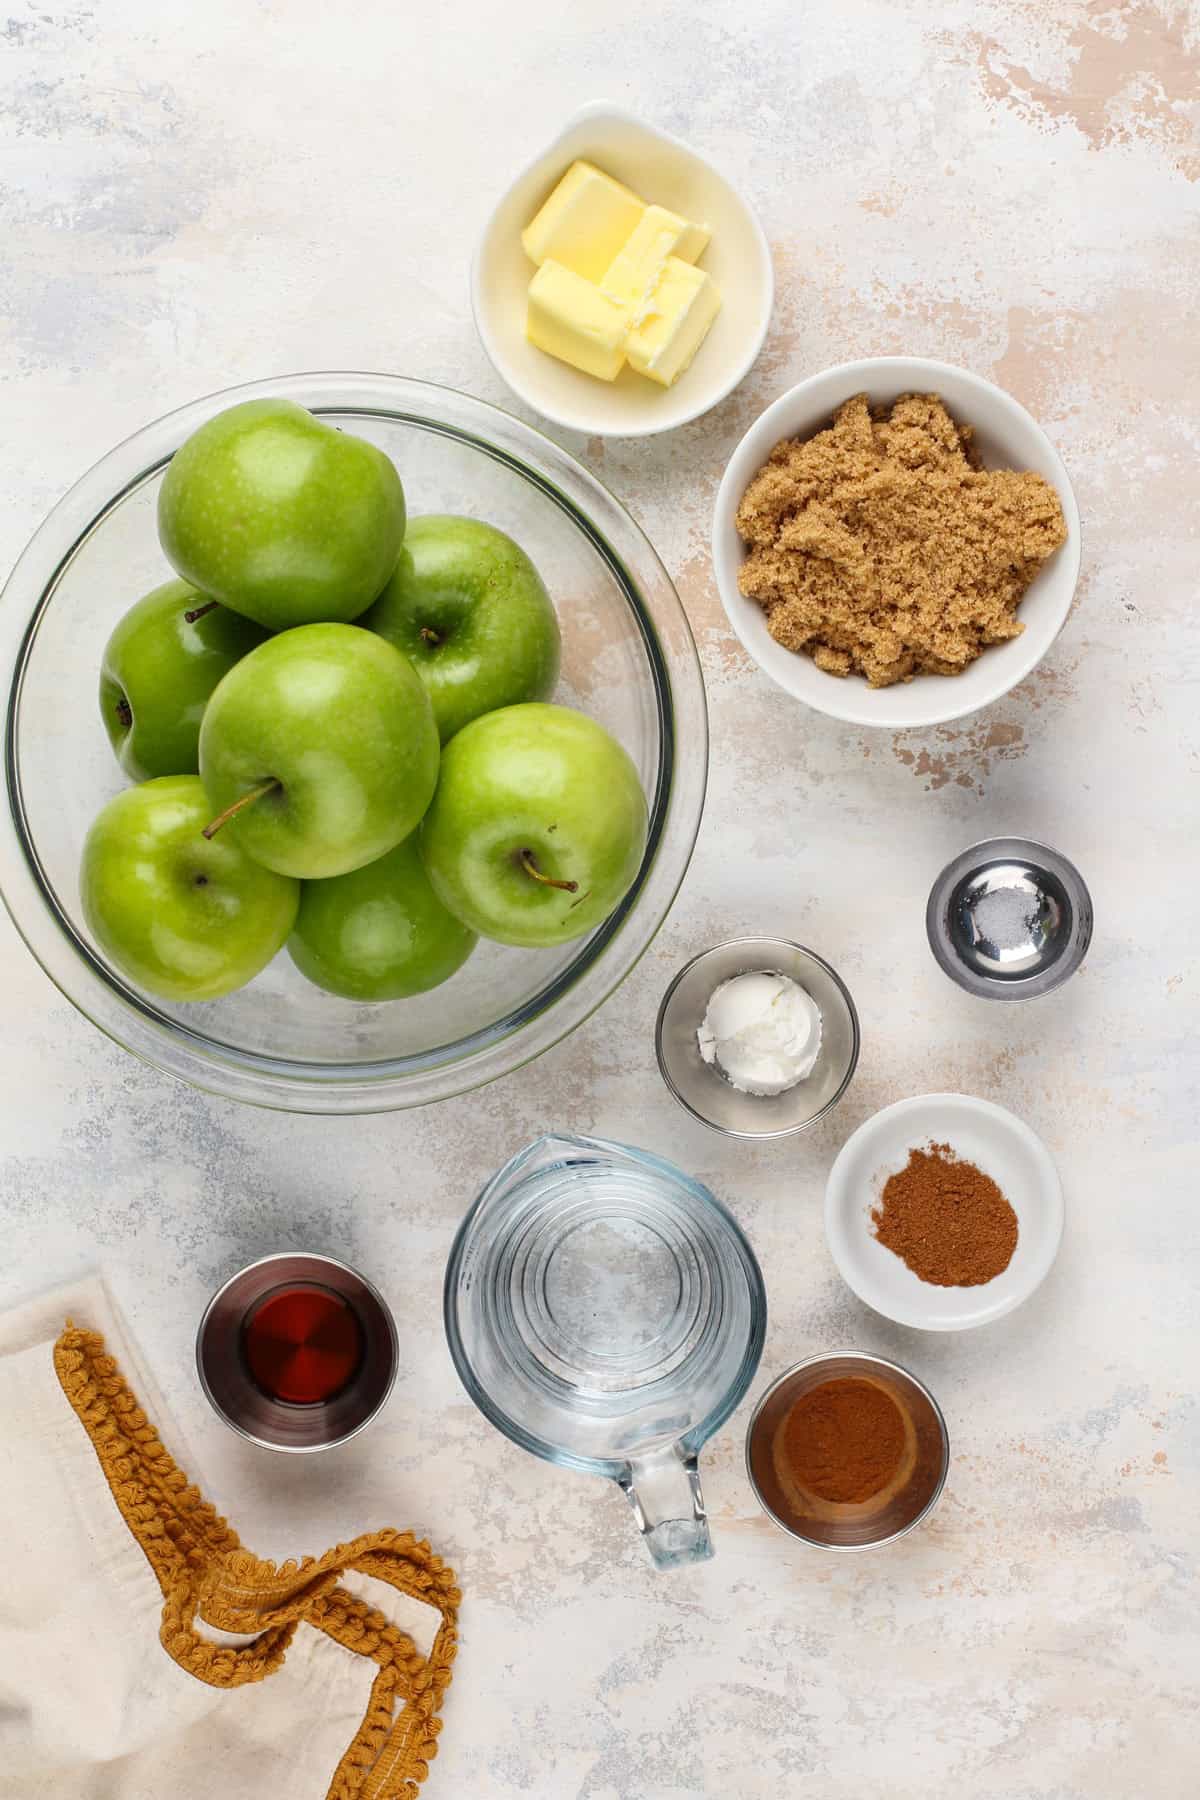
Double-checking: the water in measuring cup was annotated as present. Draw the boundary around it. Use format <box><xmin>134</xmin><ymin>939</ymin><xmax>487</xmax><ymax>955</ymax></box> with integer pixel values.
<box><xmin>445</xmin><ymin>1135</ymin><xmax>766</xmax><ymax>1472</ymax></box>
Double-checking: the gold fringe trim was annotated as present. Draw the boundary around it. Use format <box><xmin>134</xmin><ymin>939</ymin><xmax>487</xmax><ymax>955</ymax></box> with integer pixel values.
<box><xmin>54</xmin><ymin>1324</ymin><xmax>459</xmax><ymax>1799</ymax></box>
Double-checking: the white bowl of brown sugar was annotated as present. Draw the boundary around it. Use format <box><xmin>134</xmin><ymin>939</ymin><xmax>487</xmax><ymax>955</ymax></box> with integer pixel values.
<box><xmin>711</xmin><ymin>357</ymin><xmax>1081</xmax><ymax>729</ymax></box>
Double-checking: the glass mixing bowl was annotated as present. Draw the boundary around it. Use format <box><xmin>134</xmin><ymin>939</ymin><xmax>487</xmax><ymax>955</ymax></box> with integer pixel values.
<box><xmin>0</xmin><ymin>374</ymin><xmax>707</xmax><ymax>1112</ymax></box>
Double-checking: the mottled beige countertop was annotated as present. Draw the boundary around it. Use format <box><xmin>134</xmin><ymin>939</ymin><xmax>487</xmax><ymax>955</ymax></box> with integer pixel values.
<box><xmin>1</xmin><ymin>2</ymin><xmax>1197</xmax><ymax>1794</ymax></box>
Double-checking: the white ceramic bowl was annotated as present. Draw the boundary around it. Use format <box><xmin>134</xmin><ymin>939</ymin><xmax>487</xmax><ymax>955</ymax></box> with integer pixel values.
<box><xmin>712</xmin><ymin>357</ymin><xmax>1082</xmax><ymax>728</ymax></box>
<box><xmin>472</xmin><ymin>101</ymin><xmax>773</xmax><ymax>438</ymax></box>
<box><xmin>824</xmin><ymin>1093</ymin><xmax>1064</xmax><ymax>1330</ymax></box>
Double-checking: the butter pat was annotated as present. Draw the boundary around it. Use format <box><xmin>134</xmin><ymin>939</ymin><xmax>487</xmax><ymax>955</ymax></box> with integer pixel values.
<box><xmin>526</xmin><ymin>259</ymin><xmax>628</xmax><ymax>381</ymax></box>
<box><xmin>626</xmin><ymin>257</ymin><xmax>722</xmax><ymax>387</ymax></box>
<box><xmin>520</xmin><ymin>160</ymin><xmax>722</xmax><ymax>392</ymax></box>
<box><xmin>521</xmin><ymin>161</ymin><xmax>645</xmax><ymax>284</ymax></box>
<box><xmin>600</xmin><ymin>204</ymin><xmax>711</xmax><ymax>319</ymax></box>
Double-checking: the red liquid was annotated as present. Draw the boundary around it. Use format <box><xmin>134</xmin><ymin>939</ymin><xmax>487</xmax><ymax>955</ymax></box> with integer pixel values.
<box><xmin>240</xmin><ymin>1282</ymin><xmax>365</xmax><ymax>1405</ymax></box>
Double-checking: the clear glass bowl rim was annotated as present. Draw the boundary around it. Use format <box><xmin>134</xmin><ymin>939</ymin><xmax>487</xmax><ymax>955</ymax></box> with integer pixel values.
<box><xmin>0</xmin><ymin>372</ymin><xmax>708</xmax><ymax>1113</ymax></box>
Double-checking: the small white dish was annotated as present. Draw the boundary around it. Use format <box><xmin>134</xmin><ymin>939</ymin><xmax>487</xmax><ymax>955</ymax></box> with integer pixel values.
<box><xmin>711</xmin><ymin>357</ymin><xmax>1082</xmax><ymax>728</ymax></box>
<box><xmin>824</xmin><ymin>1092</ymin><xmax>1064</xmax><ymax>1331</ymax></box>
<box><xmin>472</xmin><ymin>100</ymin><xmax>774</xmax><ymax>438</ymax></box>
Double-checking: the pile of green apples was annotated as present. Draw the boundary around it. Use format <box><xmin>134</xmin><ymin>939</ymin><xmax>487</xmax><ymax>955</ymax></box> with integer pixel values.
<box><xmin>82</xmin><ymin>398</ymin><xmax>648</xmax><ymax>1005</ymax></box>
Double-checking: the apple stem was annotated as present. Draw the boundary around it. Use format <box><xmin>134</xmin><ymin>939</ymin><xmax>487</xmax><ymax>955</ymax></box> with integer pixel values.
<box><xmin>184</xmin><ymin>600</ymin><xmax>219</xmax><ymax>624</ymax></box>
<box><xmin>116</xmin><ymin>697</ymin><xmax>133</xmax><ymax>730</ymax></box>
<box><xmin>202</xmin><ymin>778</ymin><xmax>281</xmax><ymax>840</ymax></box>
<box><xmin>420</xmin><ymin>626</ymin><xmax>440</xmax><ymax>645</ymax></box>
<box><xmin>519</xmin><ymin>849</ymin><xmax>578</xmax><ymax>894</ymax></box>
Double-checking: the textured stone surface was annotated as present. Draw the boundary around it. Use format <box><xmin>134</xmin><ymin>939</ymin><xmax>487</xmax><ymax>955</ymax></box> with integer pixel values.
<box><xmin>1</xmin><ymin>2</ymin><xmax>1197</xmax><ymax>1794</ymax></box>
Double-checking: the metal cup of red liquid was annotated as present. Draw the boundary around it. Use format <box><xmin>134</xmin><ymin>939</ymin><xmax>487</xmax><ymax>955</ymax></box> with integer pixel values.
<box><xmin>196</xmin><ymin>1253</ymin><xmax>398</xmax><ymax>1452</ymax></box>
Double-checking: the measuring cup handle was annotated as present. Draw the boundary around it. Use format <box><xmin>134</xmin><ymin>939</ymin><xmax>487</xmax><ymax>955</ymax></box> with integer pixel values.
<box><xmin>619</xmin><ymin>1444</ymin><xmax>713</xmax><ymax>1569</ymax></box>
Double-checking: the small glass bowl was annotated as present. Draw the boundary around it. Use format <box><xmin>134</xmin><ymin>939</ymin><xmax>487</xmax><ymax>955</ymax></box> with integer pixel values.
<box><xmin>654</xmin><ymin>937</ymin><xmax>860</xmax><ymax>1137</ymax></box>
<box><xmin>0</xmin><ymin>374</ymin><xmax>707</xmax><ymax>1112</ymax></box>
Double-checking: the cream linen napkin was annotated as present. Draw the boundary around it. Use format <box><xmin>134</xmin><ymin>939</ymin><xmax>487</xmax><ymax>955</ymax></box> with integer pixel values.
<box><xmin>0</xmin><ymin>1278</ymin><xmax>459</xmax><ymax>1799</ymax></box>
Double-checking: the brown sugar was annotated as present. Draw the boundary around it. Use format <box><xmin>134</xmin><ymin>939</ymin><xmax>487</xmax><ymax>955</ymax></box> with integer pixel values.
<box><xmin>871</xmin><ymin>1141</ymin><xmax>1018</xmax><ymax>1286</ymax></box>
<box><xmin>734</xmin><ymin>393</ymin><xmax>1068</xmax><ymax>688</ymax></box>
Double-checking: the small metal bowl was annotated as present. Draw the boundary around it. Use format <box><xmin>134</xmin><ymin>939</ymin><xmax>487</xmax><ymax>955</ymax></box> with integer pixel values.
<box><xmin>196</xmin><ymin>1252</ymin><xmax>398</xmax><ymax>1453</ymax></box>
<box><xmin>927</xmin><ymin>836</ymin><xmax>1093</xmax><ymax>1001</ymax></box>
<box><xmin>655</xmin><ymin>938</ymin><xmax>860</xmax><ymax>1137</ymax></box>
<box><xmin>745</xmin><ymin>1351</ymin><xmax>949</xmax><ymax>1550</ymax></box>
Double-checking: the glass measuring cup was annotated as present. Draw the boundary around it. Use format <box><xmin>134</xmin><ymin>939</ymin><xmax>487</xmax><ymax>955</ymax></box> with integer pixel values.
<box><xmin>444</xmin><ymin>1133</ymin><xmax>767</xmax><ymax>1568</ymax></box>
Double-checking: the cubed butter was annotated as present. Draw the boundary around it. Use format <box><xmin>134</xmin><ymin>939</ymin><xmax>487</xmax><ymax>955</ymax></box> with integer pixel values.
<box><xmin>521</xmin><ymin>160</ymin><xmax>645</xmax><ymax>283</ymax></box>
<box><xmin>626</xmin><ymin>257</ymin><xmax>722</xmax><ymax>388</ymax></box>
<box><xmin>599</xmin><ymin>204</ymin><xmax>711</xmax><ymax>320</ymax></box>
<box><xmin>526</xmin><ymin>259</ymin><xmax>629</xmax><ymax>381</ymax></box>
<box><xmin>673</xmin><ymin>216</ymin><xmax>712</xmax><ymax>263</ymax></box>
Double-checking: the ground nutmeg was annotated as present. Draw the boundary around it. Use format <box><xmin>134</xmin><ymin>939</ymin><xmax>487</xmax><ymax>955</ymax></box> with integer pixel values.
<box><xmin>778</xmin><ymin>1376</ymin><xmax>907</xmax><ymax>1504</ymax></box>
<box><xmin>872</xmin><ymin>1141</ymin><xmax>1018</xmax><ymax>1287</ymax></box>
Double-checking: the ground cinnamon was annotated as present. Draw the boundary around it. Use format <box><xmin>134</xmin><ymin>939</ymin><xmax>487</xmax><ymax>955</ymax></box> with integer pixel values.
<box><xmin>778</xmin><ymin>1376</ymin><xmax>907</xmax><ymax>1504</ymax></box>
<box><xmin>872</xmin><ymin>1141</ymin><xmax>1018</xmax><ymax>1286</ymax></box>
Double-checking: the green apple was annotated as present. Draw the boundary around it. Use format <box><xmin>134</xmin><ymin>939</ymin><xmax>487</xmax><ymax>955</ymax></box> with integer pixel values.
<box><xmin>419</xmin><ymin>702</ymin><xmax>647</xmax><ymax>947</ymax></box>
<box><xmin>98</xmin><ymin>578</ymin><xmax>267</xmax><ymax>782</ymax></box>
<box><xmin>289</xmin><ymin>834</ymin><xmax>477</xmax><ymax>1000</ymax></box>
<box><xmin>80</xmin><ymin>776</ymin><xmax>299</xmax><ymax>1002</ymax></box>
<box><xmin>199</xmin><ymin>624</ymin><xmax>439</xmax><ymax>880</ymax></box>
<box><xmin>364</xmin><ymin>515</ymin><xmax>560</xmax><ymax>742</ymax></box>
<box><xmin>157</xmin><ymin>399</ymin><xmax>406</xmax><ymax>629</ymax></box>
